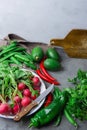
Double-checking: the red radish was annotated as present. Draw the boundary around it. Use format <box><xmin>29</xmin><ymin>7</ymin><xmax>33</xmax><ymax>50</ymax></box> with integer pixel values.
<box><xmin>12</xmin><ymin>104</ymin><xmax>21</xmax><ymax>114</ymax></box>
<box><xmin>34</xmin><ymin>86</ymin><xmax>40</xmax><ymax>92</ymax></box>
<box><xmin>23</xmin><ymin>89</ymin><xmax>31</xmax><ymax>97</ymax></box>
<box><xmin>14</xmin><ymin>96</ymin><xmax>21</xmax><ymax>103</ymax></box>
<box><xmin>31</xmin><ymin>94</ymin><xmax>37</xmax><ymax>100</ymax></box>
<box><xmin>9</xmin><ymin>108</ymin><xmax>13</xmax><ymax>115</ymax></box>
<box><xmin>32</xmin><ymin>76</ymin><xmax>41</xmax><ymax>87</ymax></box>
<box><xmin>18</xmin><ymin>82</ymin><xmax>26</xmax><ymax>91</ymax></box>
<box><xmin>21</xmin><ymin>97</ymin><xmax>31</xmax><ymax>107</ymax></box>
<box><xmin>0</xmin><ymin>103</ymin><xmax>10</xmax><ymax>114</ymax></box>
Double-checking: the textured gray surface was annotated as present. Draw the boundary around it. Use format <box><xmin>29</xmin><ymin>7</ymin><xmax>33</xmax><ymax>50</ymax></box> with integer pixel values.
<box><xmin>0</xmin><ymin>0</ymin><xmax>87</xmax><ymax>43</ymax></box>
<box><xmin>0</xmin><ymin>44</ymin><xmax>87</xmax><ymax>130</ymax></box>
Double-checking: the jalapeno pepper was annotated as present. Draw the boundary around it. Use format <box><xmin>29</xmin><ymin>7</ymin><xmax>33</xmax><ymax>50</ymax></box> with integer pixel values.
<box><xmin>54</xmin><ymin>113</ymin><xmax>62</xmax><ymax>126</ymax></box>
<box><xmin>29</xmin><ymin>88</ymin><xmax>67</xmax><ymax>127</ymax></box>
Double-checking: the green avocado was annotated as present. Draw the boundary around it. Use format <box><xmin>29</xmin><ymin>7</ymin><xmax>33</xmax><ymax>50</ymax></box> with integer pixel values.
<box><xmin>46</xmin><ymin>48</ymin><xmax>60</xmax><ymax>60</ymax></box>
<box><xmin>31</xmin><ymin>46</ymin><xmax>44</xmax><ymax>62</ymax></box>
<box><xmin>44</xmin><ymin>58</ymin><xmax>61</xmax><ymax>71</ymax></box>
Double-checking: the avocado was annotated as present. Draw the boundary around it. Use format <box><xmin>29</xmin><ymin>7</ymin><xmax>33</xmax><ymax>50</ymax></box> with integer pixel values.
<box><xmin>31</xmin><ymin>46</ymin><xmax>44</xmax><ymax>62</ymax></box>
<box><xmin>46</xmin><ymin>48</ymin><xmax>60</xmax><ymax>60</ymax></box>
<box><xmin>44</xmin><ymin>58</ymin><xmax>61</xmax><ymax>71</ymax></box>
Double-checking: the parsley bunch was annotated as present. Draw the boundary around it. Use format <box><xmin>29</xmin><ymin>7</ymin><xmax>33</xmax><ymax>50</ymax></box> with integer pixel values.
<box><xmin>65</xmin><ymin>69</ymin><xmax>87</xmax><ymax>120</ymax></box>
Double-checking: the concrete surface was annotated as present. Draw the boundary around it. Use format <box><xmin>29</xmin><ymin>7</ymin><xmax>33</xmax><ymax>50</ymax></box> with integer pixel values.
<box><xmin>0</xmin><ymin>0</ymin><xmax>87</xmax><ymax>43</ymax></box>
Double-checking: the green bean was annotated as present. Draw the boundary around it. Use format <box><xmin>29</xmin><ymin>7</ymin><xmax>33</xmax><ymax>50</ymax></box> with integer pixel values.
<box><xmin>0</xmin><ymin>42</ymin><xmax>17</xmax><ymax>56</ymax></box>
<box><xmin>0</xmin><ymin>52</ymin><xmax>16</xmax><ymax>62</ymax></box>
<box><xmin>23</xmin><ymin>51</ymin><xmax>33</xmax><ymax>61</ymax></box>
<box><xmin>24</xmin><ymin>61</ymin><xmax>37</xmax><ymax>70</ymax></box>
<box><xmin>64</xmin><ymin>108</ymin><xmax>78</xmax><ymax>128</ymax></box>
<box><xmin>13</xmin><ymin>47</ymin><xmax>26</xmax><ymax>52</ymax></box>
<box><xmin>0</xmin><ymin>41</ymin><xmax>26</xmax><ymax>57</ymax></box>
<box><xmin>13</xmin><ymin>56</ymin><xmax>23</xmax><ymax>63</ymax></box>
<box><xmin>4</xmin><ymin>41</ymin><xmax>17</xmax><ymax>50</ymax></box>
<box><xmin>10</xmin><ymin>56</ymin><xmax>21</xmax><ymax>65</ymax></box>
<box><xmin>2</xmin><ymin>60</ymin><xmax>9</xmax><ymax>65</ymax></box>
<box><xmin>0</xmin><ymin>46</ymin><xmax>17</xmax><ymax>57</ymax></box>
<box><xmin>14</xmin><ymin>54</ymin><xmax>29</xmax><ymax>62</ymax></box>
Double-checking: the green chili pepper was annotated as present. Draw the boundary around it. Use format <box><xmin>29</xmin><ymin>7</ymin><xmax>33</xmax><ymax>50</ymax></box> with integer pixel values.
<box><xmin>29</xmin><ymin>88</ymin><xmax>67</xmax><ymax>127</ymax></box>
<box><xmin>54</xmin><ymin>113</ymin><xmax>62</xmax><ymax>126</ymax></box>
<box><xmin>53</xmin><ymin>86</ymin><xmax>61</xmax><ymax>100</ymax></box>
<box><xmin>64</xmin><ymin>108</ymin><xmax>78</xmax><ymax>128</ymax></box>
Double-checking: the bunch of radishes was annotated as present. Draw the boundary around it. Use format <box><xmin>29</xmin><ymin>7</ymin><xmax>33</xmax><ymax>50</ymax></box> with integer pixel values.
<box><xmin>0</xmin><ymin>76</ymin><xmax>41</xmax><ymax>116</ymax></box>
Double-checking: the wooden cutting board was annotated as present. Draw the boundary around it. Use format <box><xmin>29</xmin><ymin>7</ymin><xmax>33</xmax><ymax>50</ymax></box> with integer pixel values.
<box><xmin>50</xmin><ymin>29</ymin><xmax>87</xmax><ymax>58</ymax></box>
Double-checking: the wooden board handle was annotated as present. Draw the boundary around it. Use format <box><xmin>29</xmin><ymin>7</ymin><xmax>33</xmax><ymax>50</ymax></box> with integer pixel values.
<box><xmin>14</xmin><ymin>101</ymin><xmax>38</xmax><ymax>121</ymax></box>
<box><xmin>50</xmin><ymin>29</ymin><xmax>87</xmax><ymax>58</ymax></box>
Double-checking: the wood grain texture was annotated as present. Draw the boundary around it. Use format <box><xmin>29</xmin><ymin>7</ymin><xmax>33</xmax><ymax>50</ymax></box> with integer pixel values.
<box><xmin>50</xmin><ymin>29</ymin><xmax>87</xmax><ymax>58</ymax></box>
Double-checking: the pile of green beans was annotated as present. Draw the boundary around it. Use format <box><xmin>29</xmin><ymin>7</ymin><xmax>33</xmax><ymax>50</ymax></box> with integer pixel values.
<box><xmin>0</xmin><ymin>41</ymin><xmax>37</xmax><ymax>70</ymax></box>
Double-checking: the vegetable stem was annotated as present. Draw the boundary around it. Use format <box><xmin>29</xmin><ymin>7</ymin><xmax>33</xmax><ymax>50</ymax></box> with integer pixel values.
<box><xmin>0</xmin><ymin>95</ymin><xmax>6</xmax><ymax>103</ymax></box>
